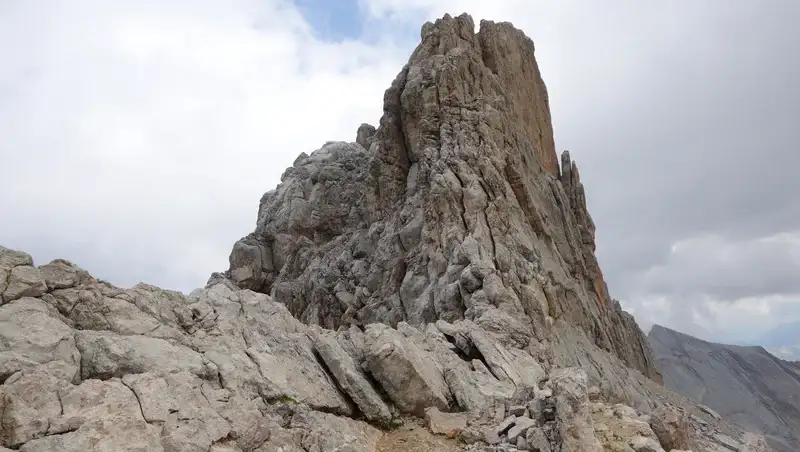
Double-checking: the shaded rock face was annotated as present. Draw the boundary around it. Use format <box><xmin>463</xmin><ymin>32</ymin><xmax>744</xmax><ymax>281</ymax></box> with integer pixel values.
<box><xmin>223</xmin><ymin>12</ymin><xmax>661</xmax><ymax>385</ymax></box>
<box><xmin>649</xmin><ymin>324</ymin><xmax>800</xmax><ymax>452</ymax></box>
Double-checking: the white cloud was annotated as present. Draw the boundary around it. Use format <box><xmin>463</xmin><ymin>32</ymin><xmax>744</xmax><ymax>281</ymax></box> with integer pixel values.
<box><xmin>623</xmin><ymin>232</ymin><xmax>800</xmax><ymax>342</ymax></box>
<box><xmin>0</xmin><ymin>0</ymin><xmax>407</xmax><ymax>291</ymax></box>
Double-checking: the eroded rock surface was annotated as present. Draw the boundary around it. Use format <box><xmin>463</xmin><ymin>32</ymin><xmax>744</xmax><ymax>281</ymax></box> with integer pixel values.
<box><xmin>223</xmin><ymin>13</ymin><xmax>661</xmax><ymax>386</ymax></box>
<box><xmin>0</xmin><ymin>12</ymin><xmax>773</xmax><ymax>452</ymax></box>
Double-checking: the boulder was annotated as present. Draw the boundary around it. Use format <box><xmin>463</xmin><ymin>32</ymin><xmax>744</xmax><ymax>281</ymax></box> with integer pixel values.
<box><xmin>551</xmin><ymin>368</ymin><xmax>603</xmax><ymax>452</ymax></box>
<box><xmin>364</xmin><ymin>323</ymin><xmax>450</xmax><ymax>415</ymax></box>
<box><xmin>312</xmin><ymin>329</ymin><xmax>392</xmax><ymax>422</ymax></box>
<box><xmin>650</xmin><ymin>405</ymin><xmax>693</xmax><ymax>451</ymax></box>
<box><xmin>507</xmin><ymin>416</ymin><xmax>537</xmax><ymax>442</ymax></box>
<box><xmin>629</xmin><ymin>435</ymin><xmax>665</xmax><ymax>452</ymax></box>
<box><xmin>424</xmin><ymin>406</ymin><xmax>466</xmax><ymax>437</ymax></box>
<box><xmin>38</xmin><ymin>259</ymin><xmax>90</xmax><ymax>291</ymax></box>
<box><xmin>18</xmin><ymin>379</ymin><xmax>163</xmax><ymax>452</ymax></box>
<box><xmin>2</xmin><ymin>266</ymin><xmax>47</xmax><ymax>303</ymax></box>
<box><xmin>0</xmin><ymin>297</ymin><xmax>81</xmax><ymax>382</ymax></box>
<box><xmin>75</xmin><ymin>330</ymin><xmax>218</xmax><ymax>381</ymax></box>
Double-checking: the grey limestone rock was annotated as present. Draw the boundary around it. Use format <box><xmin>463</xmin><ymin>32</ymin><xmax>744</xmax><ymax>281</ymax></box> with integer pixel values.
<box><xmin>220</xmin><ymin>13</ymin><xmax>662</xmax><ymax>386</ymax></box>
<box><xmin>650</xmin><ymin>404</ymin><xmax>694</xmax><ymax>451</ymax></box>
<box><xmin>2</xmin><ymin>265</ymin><xmax>47</xmax><ymax>302</ymax></box>
<box><xmin>551</xmin><ymin>368</ymin><xmax>603</xmax><ymax>452</ymax></box>
<box><xmin>312</xmin><ymin>328</ymin><xmax>392</xmax><ymax>422</ymax></box>
<box><xmin>364</xmin><ymin>323</ymin><xmax>451</xmax><ymax>416</ymax></box>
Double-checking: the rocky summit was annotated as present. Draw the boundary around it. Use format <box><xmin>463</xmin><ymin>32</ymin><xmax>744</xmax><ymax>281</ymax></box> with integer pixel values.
<box><xmin>0</xmin><ymin>13</ymin><xmax>774</xmax><ymax>452</ymax></box>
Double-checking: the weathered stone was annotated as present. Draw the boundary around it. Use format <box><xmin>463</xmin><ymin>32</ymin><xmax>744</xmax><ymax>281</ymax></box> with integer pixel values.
<box><xmin>0</xmin><ymin>370</ymin><xmax>65</xmax><ymax>446</ymax></box>
<box><xmin>526</xmin><ymin>427</ymin><xmax>551</xmax><ymax>452</ymax></box>
<box><xmin>587</xmin><ymin>385</ymin><xmax>601</xmax><ymax>398</ymax></box>
<box><xmin>290</xmin><ymin>407</ymin><xmax>383</xmax><ymax>452</ymax></box>
<box><xmin>484</xmin><ymin>428</ymin><xmax>502</xmax><ymax>445</ymax></box>
<box><xmin>507</xmin><ymin>416</ymin><xmax>537</xmax><ymax>443</ymax></box>
<box><xmin>19</xmin><ymin>379</ymin><xmax>163</xmax><ymax>452</ymax></box>
<box><xmin>38</xmin><ymin>259</ymin><xmax>90</xmax><ymax>291</ymax></box>
<box><xmin>698</xmin><ymin>405</ymin><xmax>721</xmax><ymax>420</ymax></box>
<box><xmin>424</xmin><ymin>406</ymin><xmax>466</xmax><ymax>437</ymax></box>
<box><xmin>122</xmin><ymin>371</ymin><xmax>231</xmax><ymax>451</ymax></box>
<box><xmin>495</xmin><ymin>415</ymin><xmax>517</xmax><ymax>436</ymax></box>
<box><xmin>0</xmin><ymin>246</ymin><xmax>33</xmax><ymax>268</ymax></box>
<box><xmin>312</xmin><ymin>329</ymin><xmax>392</xmax><ymax>422</ymax></box>
<box><xmin>356</xmin><ymin>123</ymin><xmax>377</xmax><ymax>149</ymax></box>
<box><xmin>0</xmin><ymin>297</ymin><xmax>80</xmax><ymax>382</ymax></box>
<box><xmin>714</xmin><ymin>433</ymin><xmax>742</xmax><ymax>450</ymax></box>
<box><xmin>629</xmin><ymin>435</ymin><xmax>665</xmax><ymax>452</ymax></box>
<box><xmin>364</xmin><ymin>323</ymin><xmax>450</xmax><ymax>415</ymax></box>
<box><xmin>75</xmin><ymin>330</ymin><xmax>218</xmax><ymax>381</ymax></box>
<box><xmin>551</xmin><ymin>368</ymin><xmax>603</xmax><ymax>452</ymax></box>
<box><xmin>2</xmin><ymin>266</ymin><xmax>47</xmax><ymax>302</ymax></box>
<box><xmin>650</xmin><ymin>405</ymin><xmax>693</xmax><ymax>451</ymax></box>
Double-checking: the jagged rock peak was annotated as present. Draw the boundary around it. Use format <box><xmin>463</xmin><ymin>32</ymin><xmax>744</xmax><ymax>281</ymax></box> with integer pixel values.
<box><xmin>223</xmin><ymin>12</ymin><xmax>662</xmax><ymax>384</ymax></box>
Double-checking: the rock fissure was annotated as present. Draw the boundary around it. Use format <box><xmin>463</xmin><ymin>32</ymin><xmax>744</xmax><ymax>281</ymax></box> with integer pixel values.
<box><xmin>119</xmin><ymin>379</ymin><xmax>150</xmax><ymax>425</ymax></box>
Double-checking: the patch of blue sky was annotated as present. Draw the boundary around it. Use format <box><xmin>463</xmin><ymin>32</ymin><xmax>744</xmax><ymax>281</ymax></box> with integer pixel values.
<box><xmin>293</xmin><ymin>0</ymin><xmax>365</xmax><ymax>42</ymax></box>
<box><xmin>293</xmin><ymin>0</ymin><xmax>424</xmax><ymax>46</ymax></box>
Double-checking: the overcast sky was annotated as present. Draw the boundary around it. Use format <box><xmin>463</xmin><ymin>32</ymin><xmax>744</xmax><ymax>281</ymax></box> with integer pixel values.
<box><xmin>2</xmin><ymin>0</ymin><xmax>798</xmax><ymax>344</ymax></box>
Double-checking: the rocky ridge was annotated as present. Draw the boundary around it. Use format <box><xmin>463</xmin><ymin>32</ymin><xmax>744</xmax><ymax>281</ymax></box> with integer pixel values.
<box><xmin>0</xmin><ymin>245</ymin><xmax>771</xmax><ymax>451</ymax></box>
<box><xmin>649</xmin><ymin>324</ymin><xmax>800</xmax><ymax>452</ymax></box>
<box><xmin>0</xmin><ymin>12</ymin><xmax>773</xmax><ymax>452</ymax></box>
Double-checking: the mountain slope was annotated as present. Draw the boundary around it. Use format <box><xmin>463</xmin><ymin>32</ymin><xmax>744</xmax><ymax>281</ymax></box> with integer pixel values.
<box><xmin>649</xmin><ymin>324</ymin><xmax>800</xmax><ymax>451</ymax></box>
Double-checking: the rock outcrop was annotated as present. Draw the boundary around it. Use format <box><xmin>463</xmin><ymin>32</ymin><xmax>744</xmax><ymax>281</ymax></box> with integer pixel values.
<box><xmin>224</xmin><ymin>11</ymin><xmax>661</xmax><ymax>388</ymax></box>
<box><xmin>0</xmin><ymin>12</ymin><xmax>774</xmax><ymax>452</ymax></box>
<box><xmin>649</xmin><ymin>324</ymin><xmax>800</xmax><ymax>452</ymax></box>
<box><xmin>0</xmin><ymin>245</ymin><xmax>771</xmax><ymax>451</ymax></box>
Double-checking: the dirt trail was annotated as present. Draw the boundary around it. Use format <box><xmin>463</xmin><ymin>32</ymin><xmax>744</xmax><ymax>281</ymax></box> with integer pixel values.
<box><xmin>376</xmin><ymin>421</ymin><xmax>463</xmax><ymax>452</ymax></box>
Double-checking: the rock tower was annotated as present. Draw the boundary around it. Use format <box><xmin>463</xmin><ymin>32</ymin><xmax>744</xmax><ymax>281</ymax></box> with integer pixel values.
<box><xmin>223</xmin><ymin>13</ymin><xmax>661</xmax><ymax>383</ymax></box>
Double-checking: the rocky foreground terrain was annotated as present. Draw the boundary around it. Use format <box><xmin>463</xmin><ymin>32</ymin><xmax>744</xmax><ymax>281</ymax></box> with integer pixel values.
<box><xmin>649</xmin><ymin>325</ymin><xmax>800</xmax><ymax>452</ymax></box>
<box><xmin>0</xmin><ymin>13</ymin><xmax>775</xmax><ymax>452</ymax></box>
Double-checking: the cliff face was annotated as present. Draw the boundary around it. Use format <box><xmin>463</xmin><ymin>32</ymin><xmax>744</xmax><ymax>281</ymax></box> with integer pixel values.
<box><xmin>649</xmin><ymin>324</ymin><xmax>800</xmax><ymax>452</ymax></box>
<box><xmin>223</xmin><ymin>13</ymin><xmax>661</xmax><ymax>384</ymax></box>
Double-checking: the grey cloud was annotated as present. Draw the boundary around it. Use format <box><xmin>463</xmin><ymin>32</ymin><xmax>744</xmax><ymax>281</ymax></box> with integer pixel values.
<box><xmin>549</xmin><ymin>2</ymin><xmax>800</xmax><ymax>327</ymax></box>
<box><xmin>635</xmin><ymin>234</ymin><xmax>800</xmax><ymax>301</ymax></box>
<box><xmin>493</xmin><ymin>0</ymin><xmax>800</xmax><ymax>337</ymax></box>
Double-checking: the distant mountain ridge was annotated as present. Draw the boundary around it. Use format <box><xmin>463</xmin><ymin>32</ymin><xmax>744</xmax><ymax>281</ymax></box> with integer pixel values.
<box><xmin>746</xmin><ymin>321</ymin><xmax>800</xmax><ymax>361</ymax></box>
<box><xmin>648</xmin><ymin>324</ymin><xmax>800</xmax><ymax>452</ymax></box>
